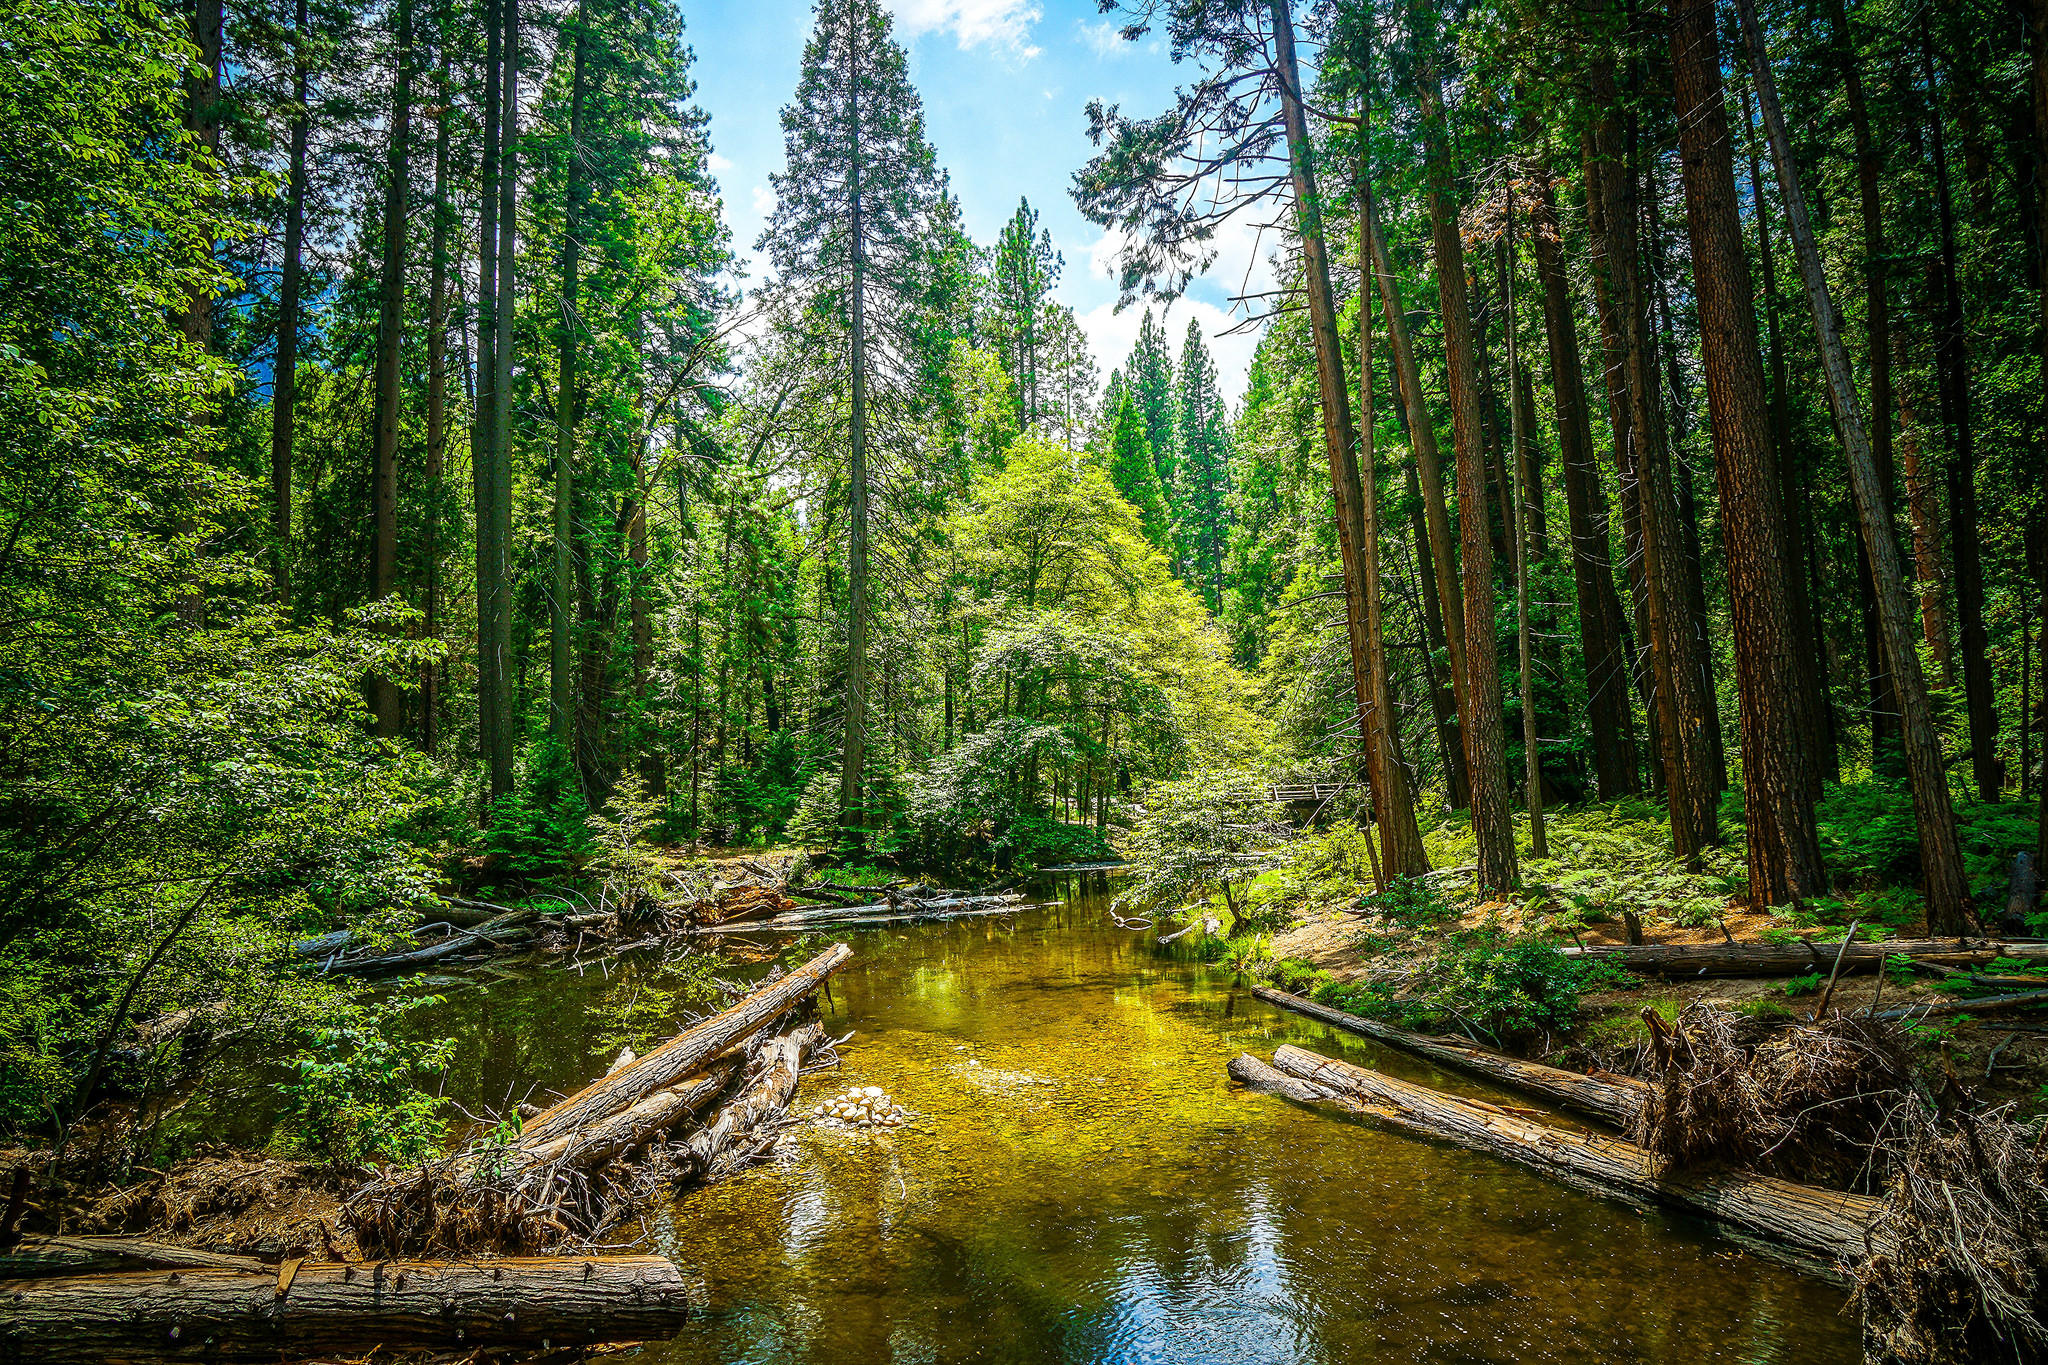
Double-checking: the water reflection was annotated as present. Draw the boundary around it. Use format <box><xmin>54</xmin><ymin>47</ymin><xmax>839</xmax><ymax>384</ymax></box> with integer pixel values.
<box><xmin>428</xmin><ymin>881</ymin><xmax>1856</xmax><ymax>1365</ymax></box>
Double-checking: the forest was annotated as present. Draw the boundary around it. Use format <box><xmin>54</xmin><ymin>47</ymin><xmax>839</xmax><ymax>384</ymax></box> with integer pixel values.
<box><xmin>4</xmin><ymin>0</ymin><xmax>2048</xmax><ymax>1358</ymax></box>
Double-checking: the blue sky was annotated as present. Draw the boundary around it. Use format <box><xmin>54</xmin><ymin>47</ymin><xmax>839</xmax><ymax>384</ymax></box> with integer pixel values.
<box><xmin>684</xmin><ymin>0</ymin><xmax>1273</xmax><ymax>402</ymax></box>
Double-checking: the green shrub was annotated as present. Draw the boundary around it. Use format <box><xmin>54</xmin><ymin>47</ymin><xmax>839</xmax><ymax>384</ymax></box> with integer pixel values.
<box><xmin>1363</xmin><ymin>874</ymin><xmax>1457</xmax><ymax>929</ymax></box>
<box><xmin>482</xmin><ymin>736</ymin><xmax>592</xmax><ymax>882</ymax></box>
<box><xmin>1314</xmin><ymin>931</ymin><xmax>1634</xmax><ymax>1042</ymax></box>
<box><xmin>1266</xmin><ymin>957</ymin><xmax>1326</xmax><ymax>993</ymax></box>
<box><xmin>1782</xmin><ymin>971</ymin><xmax>1825</xmax><ymax>998</ymax></box>
<box><xmin>1817</xmin><ymin>776</ymin><xmax>2037</xmax><ymax>894</ymax></box>
<box><xmin>274</xmin><ymin>996</ymin><xmax>452</xmax><ymax>1167</ymax></box>
<box><xmin>1738</xmin><ymin>998</ymin><xmax>1796</xmax><ymax>1021</ymax></box>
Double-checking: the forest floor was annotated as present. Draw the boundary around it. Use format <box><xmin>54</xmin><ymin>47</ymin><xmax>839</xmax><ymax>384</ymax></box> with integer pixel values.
<box><xmin>1267</xmin><ymin>896</ymin><xmax>2048</xmax><ymax>1108</ymax></box>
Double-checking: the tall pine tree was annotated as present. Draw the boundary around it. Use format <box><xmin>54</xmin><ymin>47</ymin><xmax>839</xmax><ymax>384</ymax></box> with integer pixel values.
<box><xmin>1175</xmin><ymin>318</ymin><xmax>1230</xmax><ymax>609</ymax></box>
<box><xmin>761</xmin><ymin>0</ymin><xmax>941</xmax><ymax>843</ymax></box>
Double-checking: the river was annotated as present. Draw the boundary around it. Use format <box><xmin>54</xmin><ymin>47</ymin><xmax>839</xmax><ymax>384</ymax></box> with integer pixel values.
<box><xmin>421</xmin><ymin>877</ymin><xmax>1860</xmax><ymax>1364</ymax></box>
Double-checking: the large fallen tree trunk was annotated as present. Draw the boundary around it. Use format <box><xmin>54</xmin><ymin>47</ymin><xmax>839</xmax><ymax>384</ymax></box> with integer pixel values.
<box><xmin>513</xmin><ymin>942</ymin><xmax>850</xmax><ymax>1151</ymax></box>
<box><xmin>672</xmin><ymin>1022</ymin><xmax>823</xmax><ymax>1183</ymax></box>
<box><xmin>0</xmin><ymin>1254</ymin><xmax>690</xmax><ymax>1364</ymax></box>
<box><xmin>1267</xmin><ymin>1045</ymin><xmax>1880</xmax><ymax>1282</ymax></box>
<box><xmin>0</xmin><ymin>1236</ymin><xmax>264</xmax><ymax>1279</ymax></box>
<box><xmin>694</xmin><ymin>900</ymin><xmax>1031</xmax><ymax>935</ymax></box>
<box><xmin>1249</xmin><ymin>985</ymin><xmax>1646</xmax><ymax>1126</ymax></box>
<box><xmin>515</xmin><ymin>1060</ymin><xmax>739</xmax><ymax>1169</ymax></box>
<box><xmin>1560</xmin><ymin>938</ymin><xmax>2048</xmax><ymax>977</ymax></box>
<box><xmin>1227</xmin><ymin>1052</ymin><xmax>1340</xmax><ymax>1103</ymax></box>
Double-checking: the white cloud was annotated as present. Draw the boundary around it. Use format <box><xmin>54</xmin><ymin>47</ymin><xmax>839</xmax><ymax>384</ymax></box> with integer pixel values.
<box><xmin>1070</xmin><ymin>219</ymin><xmax>1279</xmax><ymax>408</ymax></box>
<box><xmin>708</xmin><ymin>152</ymin><xmax>734</xmax><ymax>174</ymax></box>
<box><xmin>889</xmin><ymin>0</ymin><xmax>1041</xmax><ymax>56</ymax></box>
<box><xmin>1076</xmin><ymin>17</ymin><xmax>1127</xmax><ymax>59</ymax></box>
<box><xmin>1075</xmin><ymin>297</ymin><xmax>1261</xmax><ymax>409</ymax></box>
<box><xmin>751</xmin><ymin>183</ymin><xmax>778</xmax><ymax>219</ymax></box>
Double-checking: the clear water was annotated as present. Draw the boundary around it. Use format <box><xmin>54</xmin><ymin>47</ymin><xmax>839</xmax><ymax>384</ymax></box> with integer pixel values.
<box><xmin>422</xmin><ymin>879</ymin><xmax>1859</xmax><ymax>1365</ymax></box>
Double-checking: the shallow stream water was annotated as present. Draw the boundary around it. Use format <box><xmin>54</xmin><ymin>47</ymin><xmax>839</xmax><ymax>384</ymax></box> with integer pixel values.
<box><xmin>424</xmin><ymin>878</ymin><xmax>1859</xmax><ymax>1365</ymax></box>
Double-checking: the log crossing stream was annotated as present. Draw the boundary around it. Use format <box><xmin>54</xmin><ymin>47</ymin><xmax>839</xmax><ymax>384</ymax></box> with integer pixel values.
<box><xmin>417</xmin><ymin>878</ymin><xmax>1859</xmax><ymax>1364</ymax></box>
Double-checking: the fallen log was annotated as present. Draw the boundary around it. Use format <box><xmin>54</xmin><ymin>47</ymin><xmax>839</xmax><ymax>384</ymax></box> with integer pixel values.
<box><xmin>1268</xmin><ymin>1045</ymin><xmax>1880</xmax><ymax>1281</ymax></box>
<box><xmin>1227</xmin><ymin>1052</ymin><xmax>1337</xmax><ymax>1103</ymax></box>
<box><xmin>693</xmin><ymin>901</ymin><xmax>1031</xmax><ymax>935</ymax></box>
<box><xmin>318</xmin><ymin>908</ymin><xmax>540</xmax><ymax>978</ymax></box>
<box><xmin>1249</xmin><ymin>984</ymin><xmax>1646</xmax><ymax>1126</ymax></box>
<box><xmin>516</xmin><ymin>1060</ymin><xmax>739</xmax><ymax>1170</ymax></box>
<box><xmin>673</xmin><ymin>1022</ymin><xmax>824</xmax><ymax>1182</ymax></box>
<box><xmin>1869</xmin><ymin>988</ymin><xmax>2048</xmax><ymax>1022</ymax></box>
<box><xmin>0</xmin><ymin>1236</ymin><xmax>264</xmax><ymax>1279</ymax></box>
<box><xmin>0</xmin><ymin>1254</ymin><xmax>691</xmax><ymax>1364</ymax></box>
<box><xmin>513</xmin><ymin>942</ymin><xmax>851</xmax><ymax>1150</ymax></box>
<box><xmin>1561</xmin><ymin>937</ymin><xmax>2048</xmax><ymax>977</ymax></box>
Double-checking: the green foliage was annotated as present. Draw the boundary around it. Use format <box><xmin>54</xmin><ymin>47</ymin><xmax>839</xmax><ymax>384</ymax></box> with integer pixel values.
<box><xmin>1782</xmin><ymin>971</ymin><xmax>1826</xmax><ymax>998</ymax></box>
<box><xmin>1266</xmin><ymin>957</ymin><xmax>1327</xmax><ymax>994</ymax></box>
<box><xmin>1115</xmin><ymin>771</ymin><xmax>1290</xmax><ymax>931</ymax></box>
<box><xmin>1365</xmin><ymin>875</ymin><xmax>1459</xmax><ymax>930</ymax></box>
<box><xmin>1816</xmin><ymin>778</ymin><xmax>2038</xmax><ymax>895</ymax></box>
<box><xmin>585</xmin><ymin>774</ymin><xmax>665</xmax><ymax>914</ymax></box>
<box><xmin>482</xmin><ymin>737</ymin><xmax>593</xmax><ymax>883</ymax></box>
<box><xmin>1317</xmin><ymin>930</ymin><xmax>1635</xmax><ymax>1043</ymax></box>
<box><xmin>275</xmin><ymin>996</ymin><xmax>452</xmax><ymax>1167</ymax></box>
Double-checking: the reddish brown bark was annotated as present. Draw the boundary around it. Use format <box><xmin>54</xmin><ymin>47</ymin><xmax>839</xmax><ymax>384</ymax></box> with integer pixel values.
<box><xmin>1419</xmin><ymin>54</ymin><xmax>1516</xmax><ymax>892</ymax></box>
<box><xmin>1669</xmin><ymin>0</ymin><xmax>1825</xmax><ymax>906</ymax></box>
<box><xmin>1531</xmin><ymin>176</ymin><xmax>1637</xmax><ymax>799</ymax></box>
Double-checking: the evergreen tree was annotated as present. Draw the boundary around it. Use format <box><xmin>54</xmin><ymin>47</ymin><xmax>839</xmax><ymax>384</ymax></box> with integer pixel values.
<box><xmin>1125</xmin><ymin>307</ymin><xmax>1180</xmax><ymax>510</ymax></box>
<box><xmin>761</xmin><ymin>0</ymin><xmax>941</xmax><ymax>843</ymax></box>
<box><xmin>989</xmin><ymin>196</ymin><xmax>1061</xmax><ymax>431</ymax></box>
<box><xmin>1175</xmin><ymin>318</ymin><xmax>1231</xmax><ymax>610</ymax></box>
<box><xmin>1102</xmin><ymin>383</ymin><xmax>1169</xmax><ymax>547</ymax></box>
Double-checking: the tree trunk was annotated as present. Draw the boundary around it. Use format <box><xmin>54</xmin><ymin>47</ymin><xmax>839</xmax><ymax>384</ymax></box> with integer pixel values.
<box><xmin>422</xmin><ymin>54</ymin><xmax>451</xmax><ymax>758</ymax></box>
<box><xmin>1741</xmin><ymin>82</ymin><xmax>1834</xmax><ymax>792</ymax></box>
<box><xmin>1337</xmin><ymin>29</ymin><xmax>1429</xmax><ymax>878</ymax></box>
<box><xmin>1820</xmin><ymin>0</ymin><xmax>1900</xmax><ymax>767</ymax></box>
<box><xmin>1669</xmin><ymin>0</ymin><xmax>1825</xmax><ymax>908</ymax></box>
<box><xmin>551</xmin><ymin>11</ymin><xmax>588</xmax><ymax>759</ymax></box>
<box><xmin>840</xmin><ymin>9</ymin><xmax>870</xmax><ymax>844</ymax></box>
<box><xmin>1531</xmin><ymin>174</ymin><xmax>1636</xmax><ymax>798</ymax></box>
<box><xmin>513</xmin><ymin>942</ymin><xmax>850</xmax><ymax>1150</ymax></box>
<box><xmin>1248</xmin><ymin>986</ymin><xmax>1644</xmax><ymax>1125</ymax></box>
<box><xmin>1267</xmin><ymin>1046</ymin><xmax>1877</xmax><ymax>1282</ymax></box>
<box><xmin>473</xmin><ymin>0</ymin><xmax>504</xmax><ymax>806</ymax></box>
<box><xmin>1922</xmin><ymin>22</ymin><xmax>2002</xmax><ymax>802</ymax></box>
<box><xmin>0</xmin><ymin>1257</ymin><xmax>691</xmax><ymax>1364</ymax></box>
<box><xmin>1896</xmin><ymin>379</ymin><xmax>1955</xmax><ymax>686</ymax></box>
<box><xmin>1502</xmin><ymin>197</ymin><xmax>1547</xmax><ymax>856</ymax></box>
<box><xmin>1418</xmin><ymin>52</ymin><xmax>1516</xmax><ymax>893</ymax></box>
<box><xmin>369</xmin><ymin>0</ymin><xmax>413</xmax><ymax>739</ymax></box>
<box><xmin>1367</xmin><ymin>205</ymin><xmax>1471</xmax><ymax>809</ymax></box>
<box><xmin>1591</xmin><ymin>55</ymin><xmax>1720</xmax><ymax>861</ymax></box>
<box><xmin>270</xmin><ymin>0</ymin><xmax>310</xmax><ymax>598</ymax></box>
<box><xmin>1582</xmin><ymin>124</ymin><xmax>1660</xmax><ymax>799</ymax></box>
<box><xmin>1738</xmin><ymin>0</ymin><xmax>1974</xmax><ymax>933</ymax></box>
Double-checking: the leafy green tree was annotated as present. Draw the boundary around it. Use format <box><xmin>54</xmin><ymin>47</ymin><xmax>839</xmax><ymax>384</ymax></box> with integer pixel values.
<box><xmin>1126</xmin><ymin>307</ymin><xmax>1181</xmax><ymax>511</ymax></box>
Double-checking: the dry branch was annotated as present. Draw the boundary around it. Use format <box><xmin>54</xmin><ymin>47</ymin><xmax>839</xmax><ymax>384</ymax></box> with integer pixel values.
<box><xmin>1561</xmin><ymin>938</ymin><xmax>2048</xmax><ymax>977</ymax></box>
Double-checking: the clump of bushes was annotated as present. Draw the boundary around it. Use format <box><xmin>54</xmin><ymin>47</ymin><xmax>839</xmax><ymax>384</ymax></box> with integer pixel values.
<box><xmin>273</xmin><ymin>996</ymin><xmax>452</xmax><ymax>1168</ymax></box>
<box><xmin>1312</xmin><ymin>929</ymin><xmax>1634</xmax><ymax>1044</ymax></box>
